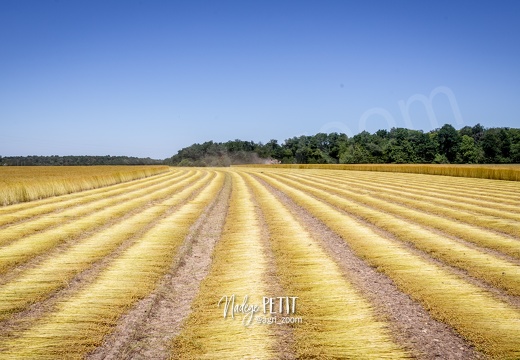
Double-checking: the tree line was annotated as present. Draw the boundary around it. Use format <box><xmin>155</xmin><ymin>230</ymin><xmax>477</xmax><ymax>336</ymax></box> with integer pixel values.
<box><xmin>0</xmin><ymin>155</ymin><xmax>163</xmax><ymax>166</ymax></box>
<box><xmin>3</xmin><ymin>124</ymin><xmax>518</xmax><ymax>167</ymax></box>
<box><xmin>165</xmin><ymin>124</ymin><xmax>520</xmax><ymax>166</ymax></box>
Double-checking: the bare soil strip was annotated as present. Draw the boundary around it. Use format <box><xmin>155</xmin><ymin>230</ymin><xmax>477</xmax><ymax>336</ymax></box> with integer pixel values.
<box><xmin>87</xmin><ymin>172</ymin><xmax>232</xmax><ymax>360</ymax></box>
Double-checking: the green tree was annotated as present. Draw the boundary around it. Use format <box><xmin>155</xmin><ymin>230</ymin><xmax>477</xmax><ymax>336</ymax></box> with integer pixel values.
<box><xmin>459</xmin><ymin>135</ymin><xmax>482</xmax><ymax>163</ymax></box>
<box><xmin>433</xmin><ymin>153</ymin><xmax>450</xmax><ymax>163</ymax></box>
<box><xmin>481</xmin><ymin>129</ymin><xmax>501</xmax><ymax>163</ymax></box>
<box><xmin>510</xmin><ymin>129</ymin><xmax>520</xmax><ymax>163</ymax></box>
<box><xmin>437</xmin><ymin>124</ymin><xmax>461</xmax><ymax>163</ymax></box>
<box><xmin>339</xmin><ymin>144</ymin><xmax>371</xmax><ymax>163</ymax></box>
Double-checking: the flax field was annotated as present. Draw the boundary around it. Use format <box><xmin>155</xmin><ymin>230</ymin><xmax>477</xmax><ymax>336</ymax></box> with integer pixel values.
<box><xmin>0</xmin><ymin>165</ymin><xmax>519</xmax><ymax>359</ymax></box>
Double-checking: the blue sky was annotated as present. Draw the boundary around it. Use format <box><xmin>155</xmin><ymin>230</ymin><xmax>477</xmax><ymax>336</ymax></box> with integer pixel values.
<box><xmin>1</xmin><ymin>0</ymin><xmax>519</xmax><ymax>159</ymax></box>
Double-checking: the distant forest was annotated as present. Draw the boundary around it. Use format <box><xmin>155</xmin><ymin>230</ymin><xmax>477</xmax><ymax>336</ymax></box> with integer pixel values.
<box><xmin>0</xmin><ymin>155</ymin><xmax>163</xmax><ymax>166</ymax></box>
<box><xmin>165</xmin><ymin>124</ymin><xmax>520</xmax><ymax>166</ymax></box>
<box><xmin>2</xmin><ymin>124</ymin><xmax>519</xmax><ymax>166</ymax></box>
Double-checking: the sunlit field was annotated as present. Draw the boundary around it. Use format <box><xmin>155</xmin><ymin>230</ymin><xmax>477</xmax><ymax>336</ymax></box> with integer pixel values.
<box><xmin>0</xmin><ymin>166</ymin><xmax>519</xmax><ymax>359</ymax></box>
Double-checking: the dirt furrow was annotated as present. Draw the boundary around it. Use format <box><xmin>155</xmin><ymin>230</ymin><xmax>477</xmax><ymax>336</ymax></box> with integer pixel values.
<box><xmin>87</xmin><ymin>172</ymin><xmax>231</xmax><ymax>360</ymax></box>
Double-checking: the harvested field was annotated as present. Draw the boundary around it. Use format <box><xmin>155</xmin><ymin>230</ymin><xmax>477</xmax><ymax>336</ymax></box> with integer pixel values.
<box><xmin>0</xmin><ymin>166</ymin><xmax>519</xmax><ymax>359</ymax></box>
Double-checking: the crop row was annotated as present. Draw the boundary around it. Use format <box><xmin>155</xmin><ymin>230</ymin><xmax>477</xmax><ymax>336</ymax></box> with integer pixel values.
<box><xmin>244</xmin><ymin>173</ymin><xmax>408</xmax><ymax>358</ymax></box>
<box><xmin>0</xmin><ymin>170</ymin><xmax>212</xmax><ymax>322</ymax></box>
<box><xmin>172</xmin><ymin>172</ymin><xmax>273</xmax><ymax>359</ymax></box>
<box><xmin>271</xmin><ymin>172</ymin><xmax>520</xmax><ymax>295</ymax></box>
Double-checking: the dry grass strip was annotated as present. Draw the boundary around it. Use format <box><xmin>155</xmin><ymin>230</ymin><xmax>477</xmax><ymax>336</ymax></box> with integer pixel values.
<box><xmin>326</xmin><ymin>166</ymin><xmax>520</xmax><ymax>196</ymax></box>
<box><xmin>322</xmin><ymin>168</ymin><xmax>520</xmax><ymax>200</ymax></box>
<box><xmin>0</xmin><ymin>170</ymin><xmax>178</xmax><ymax>228</ymax></box>
<box><xmin>0</xmin><ymin>165</ymin><xmax>169</xmax><ymax>206</ymax></box>
<box><xmin>285</xmin><ymin>171</ymin><xmax>520</xmax><ymax>259</ymax></box>
<box><xmin>239</xmin><ymin>163</ymin><xmax>520</xmax><ymax>181</ymax></box>
<box><xmin>0</xmin><ymin>170</ymin><xmax>192</xmax><ymax>247</ymax></box>
<box><xmin>313</xmin><ymin>171</ymin><xmax>520</xmax><ymax>231</ymax></box>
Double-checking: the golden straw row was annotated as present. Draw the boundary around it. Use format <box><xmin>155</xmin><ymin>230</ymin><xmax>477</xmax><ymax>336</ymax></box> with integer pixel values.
<box><xmin>325</xmin><ymin>169</ymin><xmax>520</xmax><ymax>204</ymax></box>
<box><xmin>255</xmin><ymin>171</ymin><xmax>520</xmax><ymax>359</ymax></box>
<box><xmin>171</xmin><ymin>172</ymin><xmax>274</xmax><ymax>359</ymax></box>
<box><xmin>0</xmin><ymin>171</ymin><xmax>214</xmax><ymax>322</ymax></box>
<box><xmin>244</xmin><ymin>172</ymin><xmax>410</xmax><ymax>359</ymax></box>
<box><xmin>243</xmin><ymin>163</ymin><xmax>520</xmax><ymax>182</ymax></box>
<box><xmin>316</xmin><ymin>174</ymin><xmax>520</xmax><ymax>221</ymax></box>
<box><xmin>0</xmin><ymin>171</ymin><xmax>224</xmax><ymax>359</ymax></box>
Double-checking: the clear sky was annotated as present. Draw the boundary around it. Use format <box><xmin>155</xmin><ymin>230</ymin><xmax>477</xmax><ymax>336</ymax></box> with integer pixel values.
<box><xmin>1</xmin><ymin>0</ymin><xmax>519</xmax><ymax>159</ymax></box>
